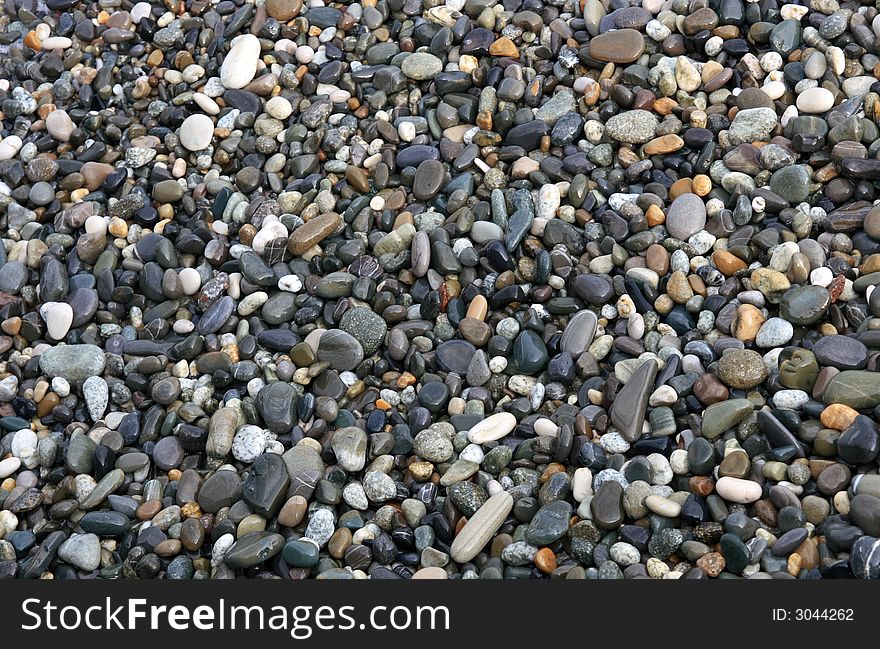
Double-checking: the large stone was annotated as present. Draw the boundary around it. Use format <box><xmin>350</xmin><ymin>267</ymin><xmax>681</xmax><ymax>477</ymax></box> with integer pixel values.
<box><xmin>604</xmin><ymin>109</ymin><xmax>658</xmax><ymax>144</ymax></box>
<box><xmin>179</xmin><ymin>114</ymin><xmax>214</xmax><ymax>151</ymax></box>
<box><xmin>589</xmin><ymin>29</ymin><xmax>645</xmax><ymax>63</ymax></box>
<box><xmin>223</xmin><ymin>532</ymin><xmax>285</xmax><ymax>568</ymax></box>
<box><xmin>525</xmin><ymin>500</ymin><xmax>572</xmax><ymax>545</ymax></box>
<box><xmin>717</xmin><ymin>349</ymin><xmax>768</xmax><ymax>388</ymax></box>
<box><xmin>560</xmin><ymin>310</ymin><xmax>598</xmax><ymax>356</ymax></box>
<box><xmin>823</xmin><ymin>371</ymin><xmax>880</xmax><ymax>410</ymax></box>
<box><xmin>241</xmin><ymin>453</ymin><xmax>290</xmax><ymax>517</ymax></box>
<box><xmin>38</xmin><ymin>345</ymin><xmax>106</xmax><ymax>382</ymax></box>
<box><xmin>467</xmin><ymin>412</ymin><xmax>517</xmax><ymax>444</ymax></box>
<box><xmin>316</xmin><ymin>330</ymin><xmax>364</xmax><ymax>371</ymax></box>
<box><xmin>220</xmin><ymin>34</ymin><xmax>261</xmax><ymax>89</ymax></box>
<box><xmin>256</xmin><ymin>382</ymin><xmax>298</xmax><ymax>433</ymax></box>
<box><xmin>728</xmin><ymin>107</ymin><xmax>778</xmax><ymax>145</ymax></box>
<box><xmin>57</xmin><ymin>533</ymin><xmax>101</xmax><ymax>571</ymax></box>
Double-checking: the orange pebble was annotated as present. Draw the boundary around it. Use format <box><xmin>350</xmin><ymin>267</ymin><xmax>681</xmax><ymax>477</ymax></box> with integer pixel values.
<box><xmin>396</xmin><ymin>373</ymin><xmax>417</xmax><ymax>389</ymax></box>
<box><xmin>646</xmin><ymin>203</ymin><xmax>665</xmax><ymax>226</ymax></box>
<box><xmin>24</xmin><ymin>31</ymin><xmax>42</xmax><ymax>51</ymax></box>
<box><xmin>466</xmin><ymin>295</ymin><xmax>488</xmax><ymax>321</ymax></box>
<box><xmin>375</xmin><ymin>398</ymin><xmax>392</xmax><ymax>410</ymax></box>
<box><xmin>643</xmin><ymin>134</ymin><xmax>684</xmax><ymax>155</ymax></box>
<box><xmin>820</xmin><ymin>403</ymin><xmax>859</xmax><ymax>430</ymax></box>
<box><xmin>668</xmin><ymin>177</ymin><xmax>693</xmax><ymax>200</ymax></box>
<box><xmin>535</xmin><ymin>548</ymin><xmax>557</xmax><ymax>574</ymax></box>
<box><xmin>652</xmin><ymin>97</ymin><xmax>678</xmax><ymax>115</ymax></box>
<box><xmin>489</xmin><ymin>37</ymin><xmax>519</xmax><ymax>58</ymax></box>
<box><xmin>712</xmin><ymin>250</ymin><xmax>747</xmax><ymax>275</ymax></box>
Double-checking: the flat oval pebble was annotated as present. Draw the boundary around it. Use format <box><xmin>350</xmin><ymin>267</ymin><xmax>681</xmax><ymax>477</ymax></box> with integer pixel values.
<box><xmin>715</xmin><ymin>476</ymin><xmax>763</xmax><ymax>504</ymax></box>
<box><xmin>220</xmin><ymin>34</ymin><xmax>261</xmax><ymax>89</ymax></box>
<box><xmin>796</xmin><ymin>87</ymin><xmax>835</xmax><ymax>113</ymax></box>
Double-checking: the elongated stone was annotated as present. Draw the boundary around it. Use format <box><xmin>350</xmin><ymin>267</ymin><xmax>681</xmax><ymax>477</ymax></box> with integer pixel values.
<box><xmin>610</xmin><ymin>359</ymin><xmax>657</xmax><ymax>442</ymax></box>
<box><xmin>289</xmin><ymin>212</ymin><xmax>341</xmax><ymax>255</ymax></box>
<box><xmin>450</xmin><ymin>491</ymin><xmax>513</xmax><ymax>563</ymax></box>
<box><xmin>38</xmin><ymin>345</ymin><xmax>105</xmax><ymax>382</ymax></box>
<box><xmin>715</xmin><ymin>476</ymin><xmax>762</xmax><ymax>503</ymax></box>
<box><xmin>79</xmin><ymin>469</ymin><xmax>125</xmax><ymax>510</ymax></box>
<box><xmin>467</xmin><ymin>412</ymin><xmax>517</xmax><ymax>444</ymax></box>
<box><xmin>560</xmin><ymin>310</ymin><xmax>597</xmax><ymax>356</ymax></box>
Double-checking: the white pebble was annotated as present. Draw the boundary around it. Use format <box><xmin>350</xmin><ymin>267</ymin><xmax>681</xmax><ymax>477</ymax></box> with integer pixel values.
<box><xmin>51</xmin><ymin>377</ymin><xmax>71</xmax><ymax>397</ymax></box>
<box><xmin>278</xmin><ymin>274</ymin><xmax>303</xmax><ymax>293</ymax></box>
<box><xmin>178</xmin><ymin>268</ymin><xmax>202</xmax><ymax>295</ymax></box>
<box><xmin>265</xmin><ymin>96</ymin><xmax>293</xmax><ymax>120</ymax></box>
<box><xmin>39</xmin><ymin>302</ymin><xmax>74</xmax><ymax>340</ymax></box>
<box><xmin>810</xmin><ymin>267</ymin><xmax>833</xmax><ymax>287</ymax></box>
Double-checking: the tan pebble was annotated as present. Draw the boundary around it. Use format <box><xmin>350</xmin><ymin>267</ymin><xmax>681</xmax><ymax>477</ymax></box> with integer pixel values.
<box><xmin>692</xmin><ymin>174</ymin><xmax>712</xmax><ymax>195</ymax></box>
<box><xmin>411</xmin><ymin>567</ymin><xmax>448</xmax><ymax>579</ymax></box>
<box><xmin>108</xmin><ymin>217</ymin><xmax>128</xmax><ymax>238</ymax></box>
<box><xmin>734</xmin><ymin>304</ymin><xmax>765</xmax><ymax>342</ymax></box>
<box><xmin>820</xmin><ymin>403</ymin><xmax>859</xmax><ymax>430</ymax></box>
<box><xmin>668</xmin><ymin>177</ymin><xmax>693</xmax><ymax>199</ymax></box>
<box><xmin>701</xmin><ymin>60</ymin><xmax>724</xmax><ymax>82</ymax></box>
<box><xmin>787</xmin><ymin>553</ymin><xmax>802</xmax><ymax>576</ymax></box>
<box><xmin>466</xmin><ymin>295</ymin><xmax>488</xmax><ymax>321</ymax></box>
<box><xmin>1</xmin><ymin>318</ymin><xmax>21</xmax><ymax>336</ymax></box>
<box><xmin>833</xmin><ymin>491</ymin><xmax>849</xmax><ymax>515</ymax></box>
<box><xmin>643</xmin><ymin>134</ymin><xmax>684</xmax><ymax>155</ymax></box>
<box><xmin>278</xmin><ymin>495</ymin><xmax>308</xmax><ymax>527</ymax></box>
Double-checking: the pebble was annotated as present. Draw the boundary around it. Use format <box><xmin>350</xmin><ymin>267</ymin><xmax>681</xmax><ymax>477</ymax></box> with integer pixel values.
<box><xmin>467</xmin><ymin>413</ymin><xmax>517</xmax><ymax>444</ymax></box>
<box><xmin>220</xmin><ymin>34</ymin><xmax>261</xmax><ymax>89</ymax></box>
<box><xmin>57</xmin><ymin>533</ymin><xmax>101</xmax><ymax>571</ymax></box>
<box><xmin>450</xmin><ymin>492</ymin><xmax>513</xmax><ymax>563</ymax></box>
<box><xmin>665</xmin><ymin>193</ymin><xmax>707</xmax><ymax>240</ymax></box>
<box><xmin>716</xmin><ymin>477</ymin><xmax>763</xmax><ymax>504</ymax></box>
<box><xmin>179</xmin><ymin>114</ymin><xmax>214</xmax><ymax>151</ymax></box>
<box><xmin>39</xmin><ymin>302</ymin><xmax>73</xmax><ymax>340</ymax></box>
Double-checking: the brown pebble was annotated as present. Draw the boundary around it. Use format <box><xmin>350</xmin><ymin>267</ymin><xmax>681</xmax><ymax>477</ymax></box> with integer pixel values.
<box><xmin>277</xmin><ymin>495</ymin><xmax>308</xmax><ymax>527</ymax></box>
<box><xmin>136</xmin><ymin>499</ymin><xmax>163</xmax><ymax>521</ymax></box>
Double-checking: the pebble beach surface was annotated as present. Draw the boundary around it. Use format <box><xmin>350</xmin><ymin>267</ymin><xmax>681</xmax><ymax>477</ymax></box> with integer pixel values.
<box><xmin>0</xmin><ymin>0</ymin><xmax>879</xmax><ymax>581</ymax></box>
